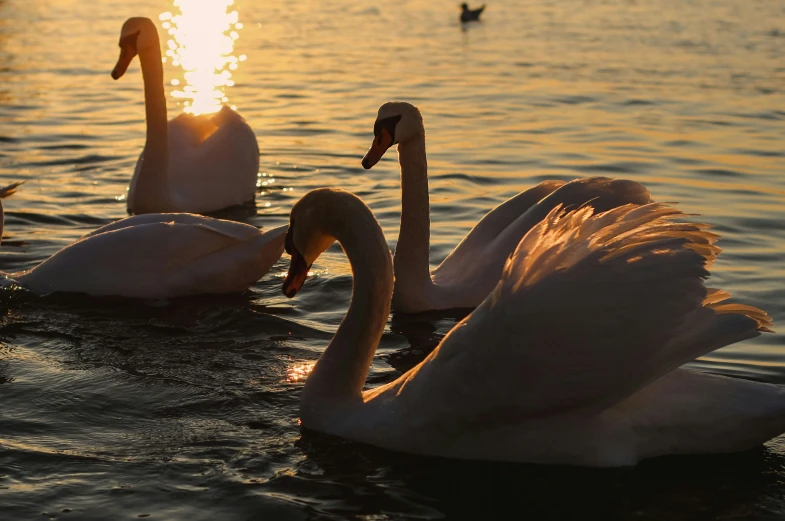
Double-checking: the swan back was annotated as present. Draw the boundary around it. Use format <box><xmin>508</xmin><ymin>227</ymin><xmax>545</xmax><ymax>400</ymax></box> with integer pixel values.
<box><xmin>128</xmin><ymin>107</ymin><xmax>259</xmax><ymax>215</ymax></box>
<box><xmin>17</xmin><ymin>218</ymin><xmax>286</xmax><ymax>298</ymax></box>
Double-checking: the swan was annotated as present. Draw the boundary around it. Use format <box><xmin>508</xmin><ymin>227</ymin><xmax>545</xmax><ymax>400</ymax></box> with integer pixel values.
<box><xmin>281</xmin><ymin>188</ymin><xmax>784</xmax><ymax>467</ymax></box>
<box><xmin>112</xmin><ymin>17</ymin><xmax>259</xmax><ymax>215</ymax></box>
<box><xmin>460</xmin><ymin>3</ymin><xmax>485</xmax><ymax>22</ymax></box>
<box><xmin>361</xmin><ymin>101</ymin><xmax>652</xmax><ymax>313</ymax></box>
<box><xmin>0</xmin><ymin>183</ymin><xmax>286</xmax><ymax>298</ymax></box>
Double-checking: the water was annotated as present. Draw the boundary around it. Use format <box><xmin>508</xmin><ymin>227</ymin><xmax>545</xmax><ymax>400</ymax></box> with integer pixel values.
<box><xmin>1</xmin><ymin>0</ymin><xmax>784</xmax><ymax>518</ymax></box>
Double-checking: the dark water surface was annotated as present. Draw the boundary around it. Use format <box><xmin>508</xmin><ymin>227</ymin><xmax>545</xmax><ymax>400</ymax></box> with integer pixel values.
<box><xmin>1</xmin><ymin>0</ymin><xmax>785</xmax><ymax>519</ymax></box>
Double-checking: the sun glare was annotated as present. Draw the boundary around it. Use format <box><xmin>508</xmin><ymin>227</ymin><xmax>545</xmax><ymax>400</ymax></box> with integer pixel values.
<box><xmin>286</xmin><ymin>362</ymin><xmax>315</xmax><ymax>383</ymax></box>
<box><xmin>159</xmin><ymin>1</ymin><xmax>247</xmax><ymax>115</ymax></box>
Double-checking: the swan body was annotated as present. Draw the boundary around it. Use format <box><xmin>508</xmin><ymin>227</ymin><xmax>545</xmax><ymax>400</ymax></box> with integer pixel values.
<box><xmin>460</xmin><ymin>3</ymin><xmax>485</xmax><ymax>22</ymax></box>
<box><xmin>113</xmin><ymin>17</ymin><xmax>258</xmax><ymax>215</ymax></box>
<box><xmin>281</xmin><ymin>188</ymin><xmax>783</xmax><ymax>467</ymax></box>
<box><xmin>361</xmin><ymin>101</ymin><xmax>652</xmax><ymax>313</ymax></box>
<box><xmin>1</xmin><ymin>186</ymin><xmax>285</xmax><ymax>298</ymax></box>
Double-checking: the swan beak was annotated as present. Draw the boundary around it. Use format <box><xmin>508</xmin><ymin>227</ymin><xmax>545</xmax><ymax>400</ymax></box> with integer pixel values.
<box><xmin>111</xmin><ymin>46</ymin><xmax>136</xmax><ymax>80</ymax></box>
<box><xmin>361</xmin><ymin>128</ymin><xmax>394</xmax><ymax>169</ymax></box>
<box><xmin>283</xmin><ymin>246</ymin><xmax>311</xmax><ymax>298</ymax></box>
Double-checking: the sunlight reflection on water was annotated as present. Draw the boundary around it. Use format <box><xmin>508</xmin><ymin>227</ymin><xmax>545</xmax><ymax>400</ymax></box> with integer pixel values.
<box><xmin>285</xmin><ymin>361</ymin><xmax>315</xmax><ymax>383</ymax></box>
<box><xmin>160</xmin><ymin>0</ymin><xmax>245</xmax><ymax>114</ymax></box>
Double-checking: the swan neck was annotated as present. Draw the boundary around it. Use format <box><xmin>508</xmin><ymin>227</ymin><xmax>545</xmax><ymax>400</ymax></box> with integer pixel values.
<box><xmin>394</xmin><ymin>134</ymin><xmax>433</xmax><ymax>299</ymax></box>
<box><xmin>301</xmin><ymin>207</ymin><xmax>393</xmax><ymax>412</ymax></box>
<box><xmin>135</xmin><ymin>38</ymin><xmax>170</xmax><ymax>212</ymax></box>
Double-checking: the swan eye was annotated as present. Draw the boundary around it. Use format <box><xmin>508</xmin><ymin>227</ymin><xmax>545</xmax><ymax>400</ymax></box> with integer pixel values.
<box><xmin>373</xmin><ymin>115</ymin><xmax>402</xmax><ymax>146</ymax></box>
<box><xmin>119</xmin><ymin>30</ymin><xmax>141</xmax><ymax>55</ymax></box>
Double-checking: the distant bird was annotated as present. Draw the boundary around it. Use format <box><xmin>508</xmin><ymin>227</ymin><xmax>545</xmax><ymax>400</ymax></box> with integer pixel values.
<box><xmin>460</xmin><ymin>3</ymin><xmax>485</xmax><ymax>22</ymax></box>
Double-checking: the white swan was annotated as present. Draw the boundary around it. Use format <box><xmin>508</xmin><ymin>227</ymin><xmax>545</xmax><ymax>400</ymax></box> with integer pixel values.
<box><xmin>281</xmin><ymin>188</ymin><xmax>784</xmax><ymax>467</ymax></box>
<box><xmin>112</xmin><ymin>17</ymin><xmax>259</xmax><ymax>215</ymax></box>
<box><xmin>361</xmin><ymin>101</ymin><xmax>652</xmax><ymax>313</ymax></box>
<box><xmin>0</xmin><ymin>184</ymin><xmax>285</xmax><ymax>298</ymax></box>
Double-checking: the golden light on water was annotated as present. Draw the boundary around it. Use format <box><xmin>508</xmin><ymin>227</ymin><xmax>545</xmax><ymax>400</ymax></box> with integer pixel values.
<box><xmin>159</xmin><ymin>1</ymin><xmax>246</xmax><ymax>115</ymax></box>
<box><xmin>286</xmin><ymin>362</ymin><xmax>315</xmax><ymax>383</ymax></box>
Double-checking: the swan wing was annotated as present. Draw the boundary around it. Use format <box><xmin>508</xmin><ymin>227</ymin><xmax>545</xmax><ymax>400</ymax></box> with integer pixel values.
<box><xmin>168</xmin><ymin>108</ymin><xmax>259</xmax><ymax>198</ymax></box>
<box><xmin>167</xmin><ymin>115</ymin><xmax>204</xmax><ymax>149</ymax></box>
<box><xmin>400</xmin><ymin>202</ymin><xmax>770</xmax><ymax>424</ymax></box>
<box><xmin>433</xmin><ymin>180</ymin><xmax>564</xmax><ymax>281</ymax></box>
<box><xmin>433</xmin><ymin>177</ymin><xmax>651</xmax><ymax>292</ymax></box>
<box><xmin>167</xmin><ymin>112</ymin><xmax>226</xmax><ymax>149</ymax></box>
<box><xmin>196</xmin><ymin>108</ymin><xmax>259</xmax><ymax>169</ymax></box>
<box><xmin>21</xmin><ymin>222</ymin><xmax>286</xmax><ymax>298</ymax></box>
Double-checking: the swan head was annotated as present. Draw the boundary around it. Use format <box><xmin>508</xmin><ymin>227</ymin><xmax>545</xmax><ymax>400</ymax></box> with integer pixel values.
<box><xmin>111</xmin><ymin>17</ymin><xmax>159</xmax><ymax>80</ymax></box>
<box><xmin>361</xmin><ymin>101</ymin><xmax>424</xmax><ymax>169</ymax></box>
<box><xmin>282</xmin><ymin>189</ymin><xmax>347</xmax><ymax>297</ymax></box>
<box><xmin>461</xmin><ymin>3</ymin><xmax>469</xmax><ymax>9</ymax></box>
<box><xmin>282</xmin><ymin>188</ymin><xmax>382</xmax><ymax>298</ymax></box>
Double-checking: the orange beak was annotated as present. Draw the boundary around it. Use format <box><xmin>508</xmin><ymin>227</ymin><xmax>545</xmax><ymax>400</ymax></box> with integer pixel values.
<box><xmin>282</xmin><ymin>226</ymin><xmax>311</xmax><ymax>298</ymax></box>
<box><xmin>111</xmin><ymin>45</ymin><xmax>136</xmax><ymax>80</ymax></box>
<box><xmin>283</xmin><ymin>247</ymin><xmax>310</xmax><ymax>298</ymax></box>
<box><xmin>361</xmin><ymin>128</ymin><xmax>394</xmax><ymax>169</ymax></box>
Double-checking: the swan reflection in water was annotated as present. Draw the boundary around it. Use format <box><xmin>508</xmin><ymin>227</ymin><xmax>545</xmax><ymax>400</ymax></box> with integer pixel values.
<box><xmin>292</xmin><ymin>427</ymin><xmax>783</xmax><ymax>520</ymax></box>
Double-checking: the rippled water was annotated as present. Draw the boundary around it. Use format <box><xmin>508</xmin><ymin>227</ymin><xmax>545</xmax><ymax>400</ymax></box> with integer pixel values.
<box><xmin>1</xmin><ymin>0</ymin><xmax>785</xmax><ymax>518</ymax></box>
